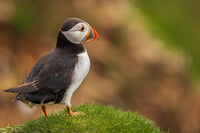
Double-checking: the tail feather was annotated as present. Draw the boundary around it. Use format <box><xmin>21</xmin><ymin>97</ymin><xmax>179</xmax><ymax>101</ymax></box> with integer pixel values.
<box><xmin>4</xmin><ymin>87</ymin><xmax>21</xmax><ymax>93</ymax></box>
<box><xmin>4</xmin><ymin>81</ymin><xmax>39</xmax><ymax>93</ymax></box>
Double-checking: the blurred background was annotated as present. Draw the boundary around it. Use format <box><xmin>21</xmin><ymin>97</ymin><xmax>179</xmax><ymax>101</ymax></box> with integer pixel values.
<box><xmin>0</xmin><ymin>0</ymin><xmax>200</xmax><ymax>132</ymax></box>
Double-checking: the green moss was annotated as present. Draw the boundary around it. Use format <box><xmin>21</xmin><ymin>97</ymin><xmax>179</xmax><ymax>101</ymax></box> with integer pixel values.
<box><xmin>1</xmin><ymin>104</ymin><xmax>165</xmax><ymax>133</ymax></box>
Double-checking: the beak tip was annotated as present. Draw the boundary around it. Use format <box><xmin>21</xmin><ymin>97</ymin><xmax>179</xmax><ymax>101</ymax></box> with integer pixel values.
<box><xmin>86</xmin><ymin>25</ymin><xmax>100</xmax><ymax>42</ymax></box>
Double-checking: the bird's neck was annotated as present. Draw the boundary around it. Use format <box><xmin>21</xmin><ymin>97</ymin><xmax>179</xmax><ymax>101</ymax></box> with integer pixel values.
<box><xmin>56</xmin><ymin>31</ymin><xmax>85</xmax><ymax>55</ymax></box>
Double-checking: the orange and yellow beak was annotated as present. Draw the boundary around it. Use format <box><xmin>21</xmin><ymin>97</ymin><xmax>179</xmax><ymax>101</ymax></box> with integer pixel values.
<box><xmin>85</xmin><ymin>25</ymin><xmax>100</xmax><ymax>42</ymax></box>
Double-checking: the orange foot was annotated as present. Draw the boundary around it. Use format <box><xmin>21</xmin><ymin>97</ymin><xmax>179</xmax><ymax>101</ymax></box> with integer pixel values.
<box><xmin>67</xmin><ymin>106</ymin><xmax>85</xmax><ymax>116</ymax></box>
<box><xmin>68</xmin><ymin>111</ymin><xmax>85</xmax><ymax>116</ymax></box>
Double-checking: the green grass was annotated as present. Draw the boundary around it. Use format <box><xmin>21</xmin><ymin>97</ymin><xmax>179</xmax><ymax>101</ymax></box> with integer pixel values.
<box><xmin>1</xmin><ymin>104</ymin><xmax>164</xmax><ymax>133</ymax></box>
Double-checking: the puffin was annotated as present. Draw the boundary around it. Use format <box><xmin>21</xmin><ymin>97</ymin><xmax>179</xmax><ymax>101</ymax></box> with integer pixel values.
<box><xmin>4</xmin><ymin>17</ymin><xmax>99</xmax><ymax>117</ymax></box>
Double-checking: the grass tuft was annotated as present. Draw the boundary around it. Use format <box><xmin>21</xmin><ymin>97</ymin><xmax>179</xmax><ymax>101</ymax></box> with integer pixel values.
<box><xmin>1</xmin><ymin>103</ymin><xmax>165</xmax><ymax>133</ymax></box>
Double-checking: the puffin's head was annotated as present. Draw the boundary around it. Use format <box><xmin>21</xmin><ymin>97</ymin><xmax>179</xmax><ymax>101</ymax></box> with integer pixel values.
<box><xmin>60</xmin><ymin>17</ymin><xmax>99</xmax><ymax>44</ymax></box>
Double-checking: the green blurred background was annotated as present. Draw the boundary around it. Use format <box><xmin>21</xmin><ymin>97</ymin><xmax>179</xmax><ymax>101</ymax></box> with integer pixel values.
<box><xmin>0</xmin><ymin>0</ymin><xmax>200</xmax><ymax>133</ymax></box>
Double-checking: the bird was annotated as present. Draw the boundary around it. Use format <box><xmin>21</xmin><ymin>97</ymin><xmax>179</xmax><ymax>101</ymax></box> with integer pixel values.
<box><xmin>4</xmin><ymin>17</ymin><xmax>99</xmax><ymax>117</ymax></box>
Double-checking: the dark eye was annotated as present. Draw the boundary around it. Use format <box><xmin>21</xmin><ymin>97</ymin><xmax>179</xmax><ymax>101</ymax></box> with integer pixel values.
<box><xmin>80</xmin><ymin>26</ymin><xmax>85</xmax><ymax>31</ymax></box>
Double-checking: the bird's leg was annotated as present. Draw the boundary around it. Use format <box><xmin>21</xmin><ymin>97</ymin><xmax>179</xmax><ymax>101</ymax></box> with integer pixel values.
<box><xmin>42</xmin><ymin>105</ymin><xmax>48</xmax><ymax>117</ymax></box>
<box><xmin>66</xmin><ymin>105</ymin><xmax>84</xmax><ymax>116</ymax></box>
<box><xmin>67</xmin><ymin>106</ymin><xmax>73</xmax><ymax>115</ymax></box>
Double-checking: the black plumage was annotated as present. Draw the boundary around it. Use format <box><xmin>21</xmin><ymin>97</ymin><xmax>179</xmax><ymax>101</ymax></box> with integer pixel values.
<box><xmin>61</xmin><ymin>18</ymin><xmax>83</xmax><ymax>31</ymax></box>
<box><xmin>5</xmin><ymin>32</ymin><xmax>85</xmax><ymax>105</ymax></box>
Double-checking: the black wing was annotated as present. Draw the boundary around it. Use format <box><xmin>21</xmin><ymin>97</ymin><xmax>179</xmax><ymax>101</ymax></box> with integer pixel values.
<box><xmin>5</xmin><ymin>48</ymin><xmax>78</xmax><ymax>103</ymax></box>
<box><xmin>36</xmin><ymin>50</ymin><xmax>78</xmax><ymax>93</ymax></box>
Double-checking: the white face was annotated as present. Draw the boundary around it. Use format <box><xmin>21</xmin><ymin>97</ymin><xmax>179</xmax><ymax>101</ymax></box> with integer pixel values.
<box><xmin>61</xmin><ymin>22</ymin><xmax>89</xmax><ymax>44</ymax></box>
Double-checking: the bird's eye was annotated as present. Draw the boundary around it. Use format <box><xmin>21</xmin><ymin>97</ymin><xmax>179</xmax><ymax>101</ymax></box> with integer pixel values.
<box><xmin>80</xmin><ymin>26</ymin><xmax>85</xmax><ymax>31</ymax></box>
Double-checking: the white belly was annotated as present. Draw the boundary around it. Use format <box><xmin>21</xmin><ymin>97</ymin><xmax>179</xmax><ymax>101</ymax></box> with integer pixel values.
<box><xmin>61</xmin><ymin>50</ymin><xmax>90</xmax><ymax>106</ymax></box>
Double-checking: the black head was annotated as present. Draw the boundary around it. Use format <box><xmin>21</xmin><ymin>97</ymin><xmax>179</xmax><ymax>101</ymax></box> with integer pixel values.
<box><xmin>60</xmin><ymin>18</ymin><xmax>83</xmax><ymax>32</ymax></box>
<box><xmin>57</xmin><ymin>17</ymin><xmax>99</xmax><ymax>47</ymax></box>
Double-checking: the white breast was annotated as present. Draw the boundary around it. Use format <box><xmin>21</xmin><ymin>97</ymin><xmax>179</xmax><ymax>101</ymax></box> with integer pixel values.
<box><xmin>61</xmin><ymin>50</ymin><xmax>90</xmax><ymax>106</ymax></box>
